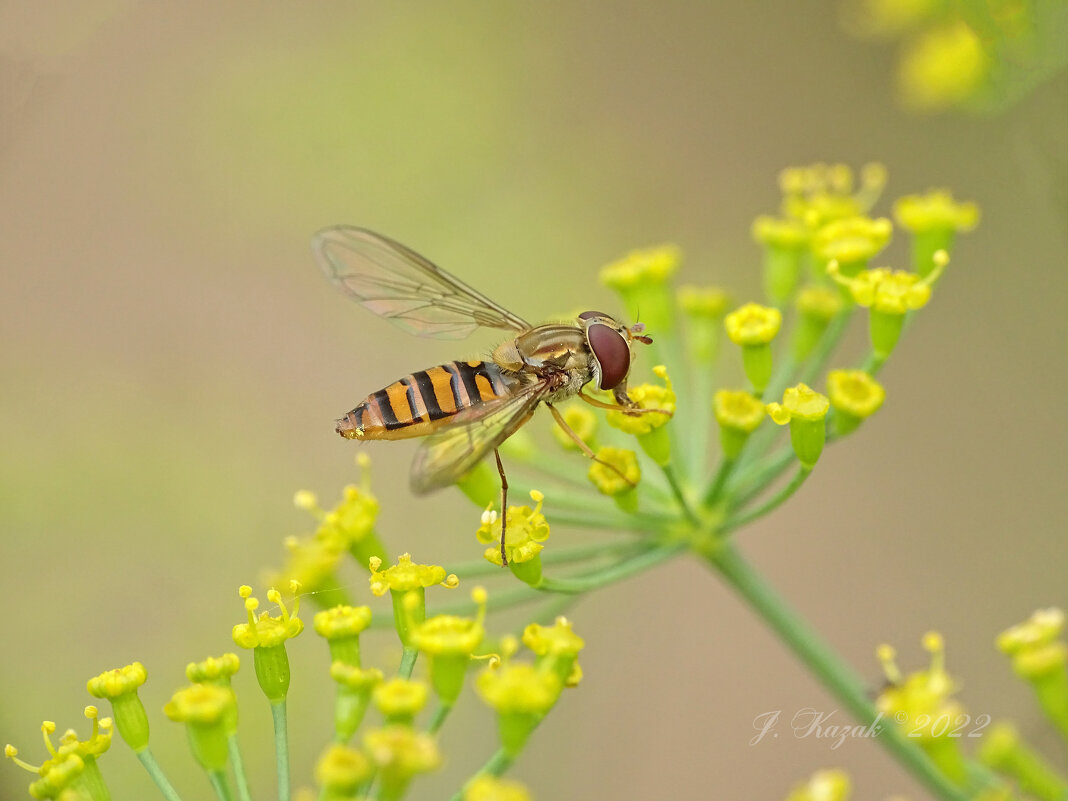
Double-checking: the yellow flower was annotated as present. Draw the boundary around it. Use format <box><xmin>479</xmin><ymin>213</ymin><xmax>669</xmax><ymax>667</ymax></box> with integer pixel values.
<box><xmin>523</xmin><ymin>617</ymin><xmax>586</xmax><ymax>688</ymax></box>
<box><xmin>767</xmin><ymin>384</ymin><xmax>830</xmax><ymax>425</ymax></box>
<box><xmin>894</xmin><ymin>190</ymin><xmax>980</xmax><ymax>234</ymax></box>
<box><xmin>368</xmin><ymin>553</ymin><xmax>454</xmax><ymax>596</ymax></box>
<box><xmin>724</xmin><ymin>303</ymin><xmax>782</xmax><ymax>346</ymax></box>
<box><xmin>785</xmin><ymin>768</ymin><xmax>852</xmax><ymax>801</ymax></box>
<box><xmin>186</xmin><ymin>653</ymin><xmax>240</xmax><ymax>685</ymax></box>
<box><xmin>315</xmin><ymin>744</ymin><xmax>373</xmax><ymax>795</ymax></box>
<box><xmin>812</xmin><ymin>216</ymin><xmax>892</xmax><ymax>269</ymax></box>
<box><xmin>372</xmin><ymin>678</ymin><xmax>430</xmax><ymax>724</ymax></box>
<box><xmin>314</xmin><ymin>604</ymin><xmax>373</xmax><ymax>640</ymax></box>
<box><xmin>751</xmin><ymin>215</ymin><xmax>809</xmax><ymax>250</ymax></box>
<box><xmin>876</xmin><ymin>633</ymin><xmax>967</xmax><ymax>782</ymax></box>
<box><xmin>330</xmin><ymin>662</ymin><xmax>384</xmax><ymax>691</ymax></box>
<box><xmin>605</xmin><ymin>365</ymin><xmax>676</xmax><ymax>435</ymax></box>
<box><xmin>898</xmin><ymin>20</ymin><xmax>989</xmax><ymax>111</ymax></box>
<box><xmin>231</xmin><ymin>583</ymin><xmax>304</xmax><ymax>649</ymax></box>
<box><xmin>477</xmin><ymin>491</ymin><xmax>550</xmax><ymax>568</ymax></box>
<box><xmin>829</xmin><ymin>263</ymin><xmax>940</xmax><ymax>314</ymax></box>
<box><xmin>779</xmin><ymin>162</ymin><xmax>887</xmax><ymax>225</ymax></box>
<box><xmin>714</xmin><ymin>390</ymin><xmax>767</xmax><ymax>434</ymax></box>
<box><xmin>363</xmin><ymin>726</ymin><xmax>442</xmax><ymax>795</ymax></box>
<box><xmin>599</xmin><ymin>244</ymin><xmax>680</xmax><ymax>290</ymax></box>
<box><xmin>411</xmin><ymin>587</ymin><xmax>487</xmax><ymax>658</ymax></box>
<box><xmin>87</xmin><ymin>662</ymin><xmax>151</xmax><ymax>752</ymax></box>
<box><xmin>796</xmin><ymin>285</ymin><xmax>844</xmax><ymax>321</ymax></box>
<box><xmin>767</xmin><ymin>384</ymin><xmax>830</xmax><ymax>469</ymax></box>
<box><xmin>826</xmin><ymin>369</ymin><xmax>886</xmax><ymax>428</ymax></box>
<box><xmin>588</xmin><ymin>447</ymin><xmax>640</xmax><ymax>498</ymax></box>
<box><xmin>163</xmin><ymin>684</ymin><xmax>235</xmax><ymax>772</ymax></box>
<box><xmin>677</xmin><ymin>285</ymin><xmax>731</xmax><ymax>318</ymax></box>
<box><xmin>997</xmin><ymin>608</ymin><xmax>1068</xmax><ymax>739</ymax></box>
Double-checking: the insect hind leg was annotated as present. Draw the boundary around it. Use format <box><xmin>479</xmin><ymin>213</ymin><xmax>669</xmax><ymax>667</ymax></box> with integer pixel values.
<box><xmin>546</xmin><ymin>402</ymin><xmax>637</xmax><ymax>489</ymax></box>
<box><xmin>494</xmin><ymin>448</ymin><xmax>509</xmax><ymax>567</ymax></box>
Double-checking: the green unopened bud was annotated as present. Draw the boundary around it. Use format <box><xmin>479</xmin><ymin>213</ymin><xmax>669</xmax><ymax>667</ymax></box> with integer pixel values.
<box><xmin>163</xmin><ymin>684</ymin><xmax>234</xmax><ymax>773</ymax></box>
<box><xmin>767</xmin><ymin>384</ymin><xmax>830</xmax><ymax>469</ymax></box>
<box><xmin>87</xmin><ymin>663</ymin><xmax>150</xmax><ymax>753</ymax></box>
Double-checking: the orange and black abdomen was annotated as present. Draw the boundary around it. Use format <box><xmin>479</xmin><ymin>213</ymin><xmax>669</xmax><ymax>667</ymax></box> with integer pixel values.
<box><xmin>336</xmin><ymin>360</ymin><xmax>513</xmax><ymax>440</ymax></box>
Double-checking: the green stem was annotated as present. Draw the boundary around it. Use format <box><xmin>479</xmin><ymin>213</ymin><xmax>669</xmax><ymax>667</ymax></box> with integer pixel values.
<box><xmin>535</xmin><ymin>544</ymin><xmax>686</xmax><ymax>594</ymax></box>
<box><xmin>702</xmin><ymin>541</ymin><xmax>976</xmax><ymax>801</ymax></box>
<box><xmin>661</xmin><ymin>463</ymin><xmax>699</xmax><ymax>525</ymax></box>
<box><xmin>861</xmin><ymin>350</ymin><xmax>888</xmax><ymax>375</ymax></box>
<box><xmin>370</xmin><ymin>584</ymin><xmax>545</xmax><ymax>627</ymax></box>
<box><xmin>728</xmin><ymin>447</ymin><xmax>795</xmax><ymax>508</ymax></box>
<box><xmin>270</xmin><ymin>700</ymin><xmax>290</xmax><ymax>801</ymax></box>
<box><xmin>209</xmin><ymin>770</ymin><xmax>236</xmax><ymax>801</ymax></box>
<box><xmin>702</xmin><ymin>457</ymin><xmax>736</xmax><ymax>508</ymax></box>
<box><xmin>798</xmin><ymin>307</ymin><xmax>853</xmax><ymax>386</ymax></box>
<box><xmin>428</xmin><ymin>703</ymin><xmax>452</xmax><ymax>735</ymax></box>
<box><xmin>135</xmin><ymin>748</ymin><xmax>184</xmax><ymax>801</ymax></box>
<box><xmin>449</xmin><ymin>748</ymin><xmax>515</xmax><ymax>801</ymax></box>
<box><xmin>398</xmin><ymin>646</ymin><xmax>419</xmax><ymax>679</ymax></box>
<box><xmin>227</xmin><ymin>734</ymin><xmax>252</xmax><ymax>801</ymax></box>
<box><xmin>723</xmin><ymin>464</ymin><xmax>810</xmax><ymax>533</ymax></box>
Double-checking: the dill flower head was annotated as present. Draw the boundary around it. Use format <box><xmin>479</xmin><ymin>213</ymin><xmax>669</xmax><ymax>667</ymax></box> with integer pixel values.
<box><xmin>186</xmin><ymin>653</ymin><xmax>240</xmax><ymax>685</ymax></box>
<box><xmin>786</xmin><ymin>768</ymin><xmax>852</xmax><ymax>801</ymax></box>
<box><xmin>827</xmin><ymin>370</ymin><xmax>886</xmax><ymax>419</ymax></box>
<box><xmin>477</xmin><ymin>491</ymin><xmax>550</xmax><ymax>568</ymax></box>
<box><xmin>894</xmin><ymin>190</ymin><xmax>980</xmax><ymax>234</ymax></box>
<box><xmin>465</xmin><ymin>775</ymin><xmax>534</xmax><ymax>801</ymax></box>
<box><xmin>588</xmin><ymin>446</ymin><xmax>641</xmax><ymax>497</ymax></box>
<box><xmin>315</xmin><ymin>744</ymin><xmax>373</xmax><ymax>795</ymax></box>
<box><xmin>812</xmin><ymin>216</ymin><xmax>893</xmax><ymax>269</ymax></box>
<box><xmin>232</xmin><ymin>584</ymin><xmax>304</xmax><ymax>649</ymax></box>
<box><xmin>605</xmin><ymin>365</ymin><xmax>676</xmax><ymax>435</ymax></box>
<box><xmin>898</xmin><ymin>20</ymin><xmax>989</xmax><ymax>112</ymax></box>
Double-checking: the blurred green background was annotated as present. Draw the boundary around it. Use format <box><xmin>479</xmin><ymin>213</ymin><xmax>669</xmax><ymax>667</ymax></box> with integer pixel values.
<box><xmin>1</xmin><ymin>2</ymin><xmax>1066</xmax><ymax>799</ymax></box>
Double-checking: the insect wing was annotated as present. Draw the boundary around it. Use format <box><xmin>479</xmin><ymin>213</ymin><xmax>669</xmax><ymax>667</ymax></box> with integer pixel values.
<box><xmin>314</xmin><ymin>226</ymin><xmax>531</xmax><ymax>339</ymax></box>
<box><xmin>409</xmin><ymin>383</ymin><xmax>547</xmax><ymax>493</ymax></box>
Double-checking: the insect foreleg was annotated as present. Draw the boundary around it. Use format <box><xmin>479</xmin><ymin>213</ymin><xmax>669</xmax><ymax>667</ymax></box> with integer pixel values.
<box><xmin>547</xmin><ymin>402</ymin><xmax>637</xmax><ymax>489</ymax></box>
<box><xmin>577</xmin><ymin>389</ymin><xmax>673</xmax><ymax>417</ymax></box>
<box><xmin>494</xmin><ymin>447</ymin><xmax>509</xmax><ymax>567</ymax></box>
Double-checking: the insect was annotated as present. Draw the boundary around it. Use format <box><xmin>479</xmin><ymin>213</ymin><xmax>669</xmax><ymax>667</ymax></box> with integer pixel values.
<box><xmin>314</xmin><ymin>226</ymin><xmax>660</xmax><ymax>564</ymax></box>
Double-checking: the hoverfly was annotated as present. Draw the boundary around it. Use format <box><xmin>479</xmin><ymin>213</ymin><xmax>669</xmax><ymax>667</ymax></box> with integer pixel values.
<box><xmin>314</xmin><ymin>226</ymin><xmax>660</xmax><ymax>564</ymax></box>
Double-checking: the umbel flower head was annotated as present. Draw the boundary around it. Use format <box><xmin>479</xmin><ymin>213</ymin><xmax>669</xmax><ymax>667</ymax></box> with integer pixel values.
<box><xmin>725</xmin><ymin>305</ymin><xmax>782</xmax><ymax>395</ymax></box>
<box><xmin>599</xmin><ymin>244</ymin><xmax>681</xmax><ymax>334</ymax></box>
<box><xmin>997</xmin><ymin>608</ymin><xmax>1068</xmax><ymax>740</ymax></box>
<box><xmin>605</xmin><ymin>365</ymin><xmax>676</xmax><ymax>466</ymax></box>
<box><xmin>477</xmin><ymin>663</ymin><xmax>563</xmax><ymax>756</ymax></box>
<box><xmin>894</xmin><ymin>189</ymin><xmax>979</xmax><ymax>277</ymax></box>
<box><xmin>410</xmin><ymin>586</ymin><xmax>488</xmax><ymax>706</ymax></box>
<box><xmin>779</xmin><ymin>162</ymin><xmax>887</xmax><ymax>226</ymax></box>
<box><xmin>714</xmin><ymin>389</ymin><xmax>767</xmax><ymax>460</ymax></box>
<box><xmin>522</xmin><ymin>617</ymin><xmax>586</xmax><ymax>687</ymax></box>
<box><xmin>163</xmin><ymin>683</ymin><xmax>235</xmax><ymax>773</ymax></box>
<box><xmin>232</xmin><ymin>582</ymin><xmax>304</xmax><ymax>702</ymax></box>
<box><xmin>369</xmin><ymin>553</ymin><xmax>458</xmax><ymax>647</ymax></box>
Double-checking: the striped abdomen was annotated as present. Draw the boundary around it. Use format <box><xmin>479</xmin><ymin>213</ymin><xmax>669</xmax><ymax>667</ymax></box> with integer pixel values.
<box><xmin>336</xmin><ymin>360</ymin><xmax>515</xmax><ymax>440</ymax></box>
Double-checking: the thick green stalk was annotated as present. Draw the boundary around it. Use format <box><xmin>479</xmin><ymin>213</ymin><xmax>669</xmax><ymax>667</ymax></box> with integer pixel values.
<box><xmin>702</xmin><ymin>541</ymin><xmax>979</xmax><ymax>801</ymax></box>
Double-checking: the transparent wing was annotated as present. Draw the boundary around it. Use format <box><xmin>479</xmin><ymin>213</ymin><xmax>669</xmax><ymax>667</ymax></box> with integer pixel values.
<box><xmin>313</xmin><ymin>226</ymin><xmax>531</xmax><ymax>339</ymax></box>
<box><xmin>410</xmin><ymin>383</ymin><xmax>548</xmax><ymax>493</ymax></box>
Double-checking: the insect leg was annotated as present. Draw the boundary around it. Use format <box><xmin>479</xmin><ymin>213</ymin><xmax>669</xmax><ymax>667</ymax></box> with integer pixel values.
<box><xmin>546</xmin><ymin>402</ymin><xmax>637</xmax><ymax>488</ymax></box>
<box><xmin>578</xmin><ymin>389</ymin><xmax>672</xmax><ymax>417</ymax></box>
<box><xmin>494</xmin><ymin>447</ymin><xmax>509</xmax><ymax>567</ymax></box>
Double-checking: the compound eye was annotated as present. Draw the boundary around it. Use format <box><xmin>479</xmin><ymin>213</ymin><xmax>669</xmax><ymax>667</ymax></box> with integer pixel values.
<box><xmin>587</xmin><ymin>323</ymin><xmax>630</xmax><ymax>390</ymax></box>
<box><xmin>578</xmin><ymin>310</ymin><xmax>611</xmax><ymax>321</ymax></box>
